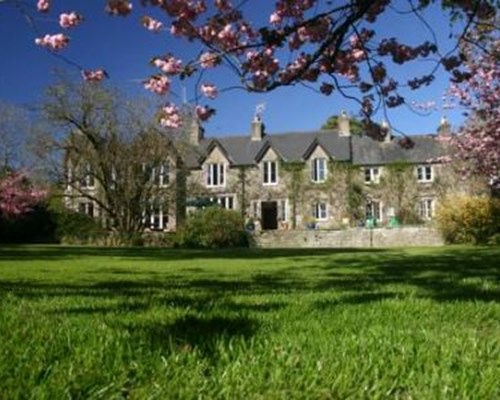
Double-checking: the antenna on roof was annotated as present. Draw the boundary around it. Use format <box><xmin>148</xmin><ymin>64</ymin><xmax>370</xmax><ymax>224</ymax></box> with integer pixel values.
<box><xmin>254</xmin><ymin>102</ymin><xmax>266</xmax><ymax>121</ymax></box>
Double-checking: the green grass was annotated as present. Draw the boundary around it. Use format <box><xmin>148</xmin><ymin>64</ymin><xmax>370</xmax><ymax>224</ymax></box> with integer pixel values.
<box><xmin>0</xmin><ymin>245</ymin><xmax>499</xmax><ymax>399</ymax></box>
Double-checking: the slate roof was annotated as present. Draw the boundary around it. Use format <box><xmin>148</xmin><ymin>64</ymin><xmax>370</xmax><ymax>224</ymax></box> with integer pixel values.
<box><xmin>189</xmin><ymin>129</ymin><xmax>447</xmax><ymax>168</ymax></box>
<box><xmin>351</xmin><ymin>134</ymin><xmax>447</xmax><ymax>165</ymax></box>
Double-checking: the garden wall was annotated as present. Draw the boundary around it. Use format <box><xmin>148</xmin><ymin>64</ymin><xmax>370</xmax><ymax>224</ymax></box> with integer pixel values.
<box><xmin>251</xmin><ymin>227</ymin><xmax>444</xmax><ymax>248</ymax></box>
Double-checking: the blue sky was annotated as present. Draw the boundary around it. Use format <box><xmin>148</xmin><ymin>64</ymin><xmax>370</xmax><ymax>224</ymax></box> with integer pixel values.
<box><xmin>0</xmin><ymin>1</ymin><xmax>465</xmax><ymax>138</ymax></box>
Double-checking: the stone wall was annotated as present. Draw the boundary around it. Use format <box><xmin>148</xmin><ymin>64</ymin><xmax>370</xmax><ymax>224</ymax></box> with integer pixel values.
<box><xmin>251</xmin><ymin>227</ymin><xmax>444</xmax><ymax>248</ymax></box>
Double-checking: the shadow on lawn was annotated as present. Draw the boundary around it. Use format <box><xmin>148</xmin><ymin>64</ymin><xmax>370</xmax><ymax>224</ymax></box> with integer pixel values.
<box><xmin>0</xmin><ymin>245</ymin><xmax>383</xmax><ymax>262</ymax></box>
<box><xmin>123</xmin><ymin>315</ymin><xmax>258</xmax><ymax>361</ymax></box>
<box><xmin>0</xmin><ymin>247</ymin><xmax>499</xmax><ymax>306</ymax></box>
<box><xmin>317</xmin><ymin>248</ymin><xmax>500</xmax><ymax>303</ymax></box>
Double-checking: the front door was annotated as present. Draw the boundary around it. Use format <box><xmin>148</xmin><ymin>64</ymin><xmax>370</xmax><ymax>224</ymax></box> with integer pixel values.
<box><xmin>261</xmin><ymin>201</ymin><xmax>278</xmax><ymax>230</ymax></box>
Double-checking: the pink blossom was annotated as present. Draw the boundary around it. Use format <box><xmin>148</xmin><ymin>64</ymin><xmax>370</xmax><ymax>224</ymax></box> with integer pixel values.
<box><xmin>195</xmin><ymin>105</ymin><xmax>215</xmax><ymax>121</ymax></box>
<box><xmin>82</xmin><ymin>69</ymin><xmax>108</xmax><ymax>82</ymax></box>
<box><xmin>199</xmin><ymin>52</ymin><xmax>220</xmax><ymax>69</ymax></box>
<box><xmin>35</xmin><ymin>34</ymin><xmax>70</xmax><ymax>51</ymax></box>
<box><xmin>144</xmin><ymin>75</ymin><xmax>170</xmax><ymax>95</ymax></box>
<box><xmin>142</xmin><ymin>16</ymin><xmax>164</xmax><ymax>33</ymax></box>
<box><xmin>270</xmin><ymin>12</ymin><xmax>282</xmax><ymax>24</ymax></box>
<box><xmin>200</xmin><ymin>83</ymin><xmax>218</xmax><ymax>99</ymax></box>
<box><xmin>159</xmin><ymin>103</ymin><xmax>182</xmax><ymax>128</ymax></box>
<box><xmin>320</xmin><ymin>82</ymin><xmax>334</xmax><ymax>95</ymax></box>
<box><xmin>59</xmin><ymin>12</ymin><xmax>83</xmax><ymax>29</ymax></box>
<box><xmin>37</xmin><ymin>0</ymin><xmax>50</xmax><ymax>13</ymax></box>
<box><xmin>152</xmin><ymin>56</ymin><xmax>183</xmax><ymax>75</ymax></box>
<box><xmin>0</xmin><ymin>172</ymin><xmax>46</xmax><ymax>217</ymax></box>
<box><xmin>106</xmin><ymin>0</ymin><xmax>132</xmax><ymax>16</ymax></box>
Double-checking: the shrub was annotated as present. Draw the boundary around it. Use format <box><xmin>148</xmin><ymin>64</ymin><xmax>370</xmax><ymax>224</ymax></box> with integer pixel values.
<box><xmin>0</xmin><ymin>204</ymin><xmax>57</xmax><ymax>243</ymax></box>
<box><xmin>55</xmin><ymin>209</ymin><xmax>107</xmax><ymax>244</ymax></box>
<box><xmin>435</xmin><ymin>195</ymin><xmax>500</xmax><ymax>244</ymax></box>
<box><xmin>175</xmin><ymin>207</ymin><xmax>248</xmax><ymax>248</ymax></box>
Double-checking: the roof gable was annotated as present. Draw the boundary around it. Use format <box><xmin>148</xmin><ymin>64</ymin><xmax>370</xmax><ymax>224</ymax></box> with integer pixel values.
<box><xmin>199</xmin><ymin>139</ymin><xmax>233</xmax><ymax>165</ymax></box>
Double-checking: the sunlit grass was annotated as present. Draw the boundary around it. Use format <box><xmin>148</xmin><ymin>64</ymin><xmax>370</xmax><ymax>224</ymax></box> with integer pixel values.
<box><xmin>0</xmin><ymin>245</ymin><xmax>499</xmax><ymax>399</ymax></box>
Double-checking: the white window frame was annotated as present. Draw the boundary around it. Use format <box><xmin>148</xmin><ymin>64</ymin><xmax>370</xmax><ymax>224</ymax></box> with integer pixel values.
<box><xmin>263</xmin><ymin>161</ymin><xmax>278</xmax><ymax>185</ymax></box>
<box><xmin>78</xmin><ymin>201</ymin><xmax>95</xmax><ymax>218</ymax></box>
<box><xmin>366</xmin><ymin>200</ymin><xmax>383</xmax><ymax>222</ymax></box>
<box><xmin>417</xmin><ymin>165</ymin><xmax>433</xmax><ymax>183</ymax></box>
<box><xmin>312</xmin><ymin>158</ymin><xmax>327</xmax><ymax>183</ymax></box>
<box><xmin>364</xmin><ymin>167</ymin><xmax>380</xmax><ymax>184</ymax></box>
<box><xmin>81</xmin><ymin>164</ymin><xmax>95</xmax><ymax>188</ymax></box>
<box><xmin>279</xmin><ymin>199</ymin><xmax>288</xmax><ymax>222</ymax></box>
<box><xmin>206</xmin><ymin>163</ymin><xmax>226</xmax><ymax>187</ymax></box>
<box><xmin>144</xmin><ymin>201</ymin><xmax>169</xmax><ymax>231</ymax></box>
<box><xmin>418</xmin><ymin>198</ymin><xmax>434</xmax><ymax>220</ymax></box>
<box><xmin>153</xmin><ymin>163</ymin><xmax>170</xmax><ymax>187</ymax></box>
<box><xmin>212</xmin><ymin>195</ymin><xmax>234</xmax><ymax>210</ymax></box>
<box><xmin>312</xmin><ymin>202</ymin><xmax>328</xmax><ymax>221</ymax></box>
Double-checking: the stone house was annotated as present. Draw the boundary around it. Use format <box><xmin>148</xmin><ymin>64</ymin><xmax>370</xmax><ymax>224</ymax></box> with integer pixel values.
<box><xmin>182</xmin><ymin>112</ymin><xmax>461</xmax><ymax>231</ymax></box>
<box><xmin>66</xmin><ymin>112</ymin><xmax>472</xmax><ymax>231</ymax></box>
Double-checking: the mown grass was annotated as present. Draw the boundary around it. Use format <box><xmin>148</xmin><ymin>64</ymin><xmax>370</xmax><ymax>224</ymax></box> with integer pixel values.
<box><xmin>0</xmin><ymin>245</ymin><xmax>499</xmax><ymax>399</ymax></box>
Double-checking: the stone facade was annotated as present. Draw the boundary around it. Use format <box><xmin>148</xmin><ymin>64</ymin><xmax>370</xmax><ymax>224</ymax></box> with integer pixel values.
<box><xmin>67</xmin><ymin>114</ymin><xmax>485</xmax><ymax>238</ymax></box>
<box><xmin>252</xmin><ymin>227</ymin><xmax>445</xmax><ymax>248</ymax></box>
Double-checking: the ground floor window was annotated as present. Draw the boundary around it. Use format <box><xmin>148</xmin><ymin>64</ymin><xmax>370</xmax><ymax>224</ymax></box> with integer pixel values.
<box><xmin>78</xmin><ymin>201</ymin><xmax>95</xmax><ymax>218</ymax></box>
<box><xmin>279</xmin><ymin>199</ymin><xmax>288</xmax><ymax>222</ymax></box>
<box><xmin>211</xmin><ymin>195</ymin><xmax>234</xmax><ymax>210</ymax></box>
<box><xmin>366</xmin><ymin>200</ymin><xmax>382</xmax><ymax>222</ymax></box>
<box><xmin>312</xmin><ymin>202</ymin><xmax>328</xmax><ymax>220</ymax></box>
<box><xmin>418</xmin><ymin>198</ymin><xmax>434</xmax><ymax>220</ymax></box>
<box><xmin>144</xmin><ymin>202</ymin><xmax>169</xmax><ymax>231</ymax></box>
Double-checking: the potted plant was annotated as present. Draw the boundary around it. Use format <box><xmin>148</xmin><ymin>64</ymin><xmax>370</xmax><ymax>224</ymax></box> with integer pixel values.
<box><xmin>304</xmin><ymin>215</ymin><xmax>316</xmax><ymax>230</ymax></box>
<box><xmin>245</xmin><ymin>217</ymin><xmax>255</xmax><ymax>231</ymax></box>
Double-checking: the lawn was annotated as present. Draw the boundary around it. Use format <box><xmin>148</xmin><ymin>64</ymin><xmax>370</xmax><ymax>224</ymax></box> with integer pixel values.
<box><xmin>0</xmin><ymin>245</ymin><xmax>499</xmax><ymax>399</ymax></box>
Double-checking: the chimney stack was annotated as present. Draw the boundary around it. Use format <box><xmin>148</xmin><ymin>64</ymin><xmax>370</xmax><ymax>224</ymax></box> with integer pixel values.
<box><xmin>338</xmin><ymin>111</ymin><xmax>351</xmax><ymax>137</ymax></box>
<box><xmin>190</xmin><ymin>117</ymin><xmax>204</xmax><ymax>146</ymax></box>
<box><xmin>251</xmin><ymin>116</ymin><xmax>265</xmax><ymax>141</ymax></box>
<box><xmin>438</xmin><ymin>116</ymin><xmax>451</xmax><ymax>136</ymax></box>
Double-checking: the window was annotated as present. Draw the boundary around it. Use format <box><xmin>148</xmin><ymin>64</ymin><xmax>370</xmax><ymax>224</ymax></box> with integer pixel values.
<box><xmin>418</xmin><ymin>199</ymin><xmax>434</xmax><ymax>220</ymax></box>
<box><xmin>312</xmin><ymin>158</ymin><xmax>327</xmax><ymax>183</ymax></box>
<box><xmin>152</xmin><ymin>163</ymin><xmax>170</xmax><ymax>187</ymax></box>
<box><xmin>206</xmin><ymin>163</ymin><xmax>225</xmax><ymax>187</ymax></box>
<box><xmin>417</xmin><ymin>165</ymin><xmax>433</xmax><ymax>182</ymax></box>
<box><xmin>212</xmin><ymin>196</ymin><xmax>234</xmax><ymax>209</ymax></box>
<box><xmin>78</xmin><ymin>201</ymin><xmax>95</xmax><ymax>218</ymax></box>
<box><xmin>279</xmin><ymin>199</ymin><xmax>288</xmax><ymax>221</ymax></box>
<box><xmin>263</xmin><ymin>161</ymin><xmax>278</xmax><ymax>185</ymax></box>
<box><xmin>366</xmin><ymin>200</ymin><xmax>382</xmax><ymax>222</ymax></box>
<box><xmin>364</xmin><ymin>167</ymin><xmax>380</xmax><ymax>184</ymax></box>
<box><xmin>144</xmin><ymin>202</ymin><xmax>169</xmax><ymax>230</ymax></box>
<box><xmin>80</xmin><ymin>164</ymin><xmax>95</xmax><ymax>188</ymax></box>
<box><xmin>312</xmin><ymin>202</ymin><xmax>328</xmax><ymax>220</ymax></box>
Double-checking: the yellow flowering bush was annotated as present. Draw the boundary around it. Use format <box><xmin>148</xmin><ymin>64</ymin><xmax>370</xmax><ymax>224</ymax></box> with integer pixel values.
<box><xmin>436</xmin><ymin>195</ymin><xmax>500</xmax><ymax>244</ymax></box>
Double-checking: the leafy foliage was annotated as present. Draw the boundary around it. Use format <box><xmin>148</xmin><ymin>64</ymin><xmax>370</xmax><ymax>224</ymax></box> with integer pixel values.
<box><xmin>436</xmin><ymin>194</ymin><xmax>500</xmax><ymax>244</ymax></box>
<box><xmin>175</xmin><ymin>207</ymin><xmax>248</xmax><ymax>248</ymax></box>
<box><xmin>321</xmin><ymin>114</ymin><xmax>366</xmax><ymax>135</ymax></box>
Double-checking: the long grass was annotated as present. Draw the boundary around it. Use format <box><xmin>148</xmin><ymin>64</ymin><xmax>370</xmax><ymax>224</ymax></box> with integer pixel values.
<box><xmin>0</xmin><ymin>245</ymin><xmax>499</xmax><ymax>399</ymax></box>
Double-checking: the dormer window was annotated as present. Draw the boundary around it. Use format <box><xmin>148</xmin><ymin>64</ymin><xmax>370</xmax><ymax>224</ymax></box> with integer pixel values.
<box><xmin>312</xmin><ymin>158</ymin><xmax>327</xmax><ymax>183</ymax></box>
<box><xmin>206</xmin><ymin>163</ymin><xmax>225</xmax><ymax>187</ymax></box>
<box><xmin>263</xmin><ymin>161</ymin><xmax>278</xmax><ymax>185</ymax></box>
<box><xmin>365</xmin><ymin>167</ymin><xmax>380</xmax><ymax>184</ymax></box>
<box><xmin>417</xmin><ymin>165</ymin><xmax>433</xmax><ymax>182</ymax></box>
